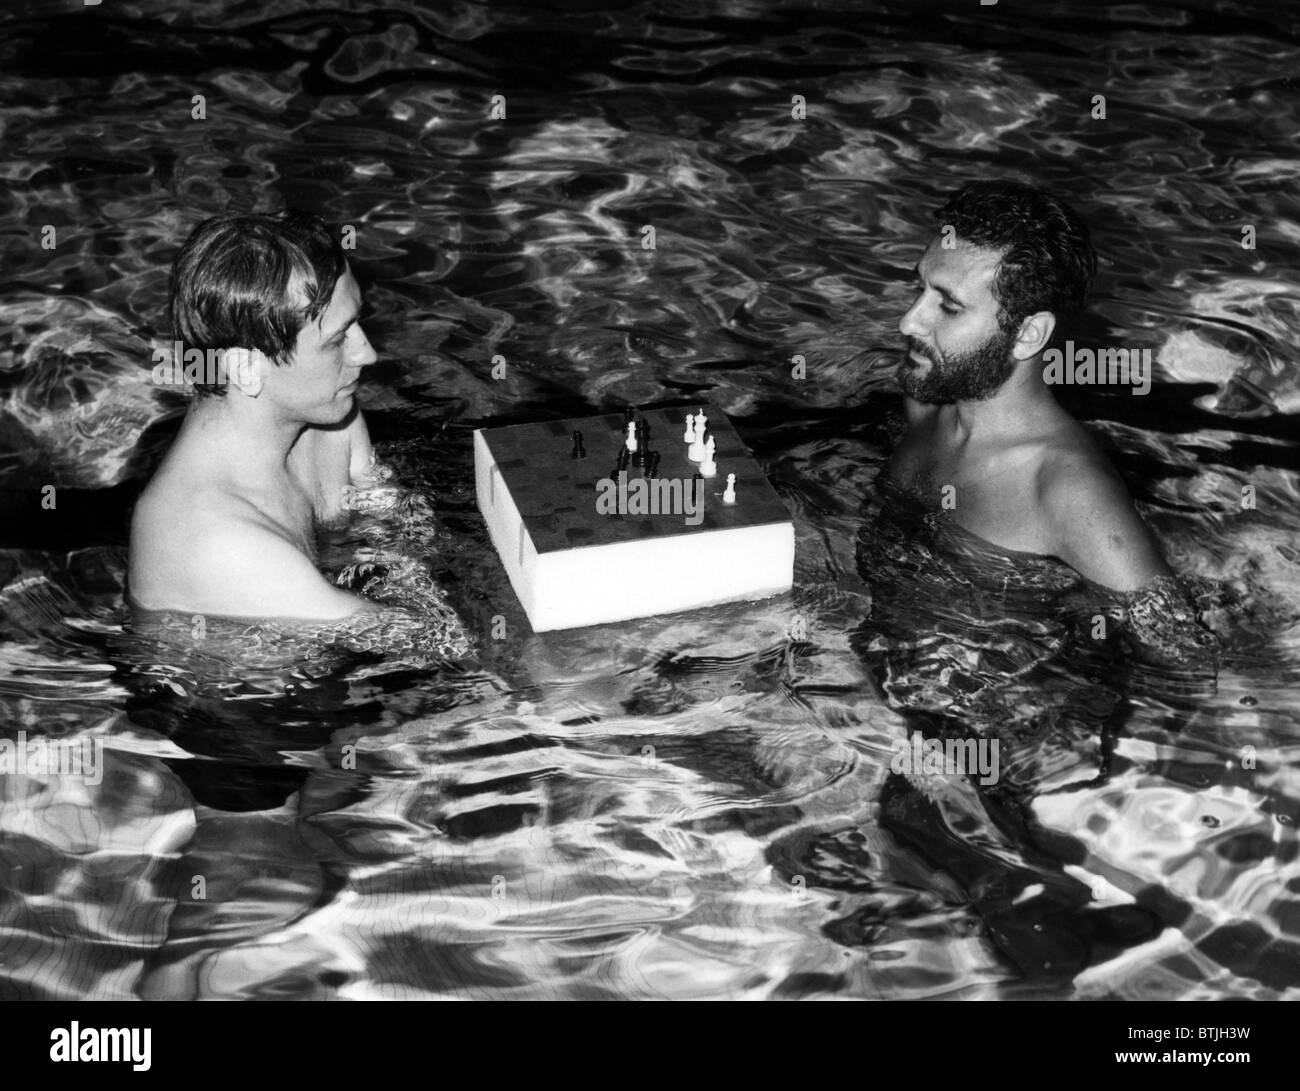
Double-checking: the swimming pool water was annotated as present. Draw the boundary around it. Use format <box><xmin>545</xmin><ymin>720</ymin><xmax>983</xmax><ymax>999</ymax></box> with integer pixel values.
<box><xmin>1</xmin><ymin>0</ymin><xmax>1298</xmax><ymax>999</ymax></box>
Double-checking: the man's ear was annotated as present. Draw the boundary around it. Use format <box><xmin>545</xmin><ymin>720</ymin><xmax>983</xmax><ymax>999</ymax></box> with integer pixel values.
<box><xmin>223</xmin><ymin>347</ymin><xmax>267</xmax><ymax>397</ymax></box>
<box><xmin>1013</xmin><ymin>310</ymin><xmax>1057</xmax><ymax>361</ymax></box>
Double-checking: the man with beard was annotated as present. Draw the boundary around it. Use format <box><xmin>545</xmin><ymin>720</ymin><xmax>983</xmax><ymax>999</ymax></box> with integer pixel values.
<box><xmin>856</xmin><ymin>182</ymin><xmax>1220</xmax><ymax>979</ymax></box>
<box><xmin>887</xmin><ymin>180</ymin><xmax>1170</xmax><ymax>593</ymax></box>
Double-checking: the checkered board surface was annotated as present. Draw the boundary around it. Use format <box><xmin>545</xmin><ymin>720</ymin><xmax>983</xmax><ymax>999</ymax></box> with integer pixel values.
<box><xmin>477</xmin><ymin>405</ymin><xmax>791</xmax><ymax>554</ymax></box>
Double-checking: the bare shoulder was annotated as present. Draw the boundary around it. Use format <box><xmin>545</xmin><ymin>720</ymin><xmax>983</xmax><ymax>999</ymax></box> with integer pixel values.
<box><xmin>1034</xmin><ymin>435</ymin><xmax>1172</xmax><ymax>591</ymax></box>
<box><xmin>1034</xmin><ymin>420</ymin><xmax>1129</xmax><ymax>500</ymax></box>
<box><xmin>129</xmin><ymin>473</ymin><xmax>364</xmax><ymax>619</ymax></box>
<box><xmin>128</xmin><ymin>470</ymin><xmax>216</xmax><ymax>608</ymax></box>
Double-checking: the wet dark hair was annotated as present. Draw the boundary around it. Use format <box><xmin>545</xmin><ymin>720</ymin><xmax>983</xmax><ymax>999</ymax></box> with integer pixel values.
<box><xmin>168</xmin><ymin>209</ymin><xmax>346</xmax><ymax>396</ymax></box>
<box><xmin>936</xmin><ymin>181</ymin><xmax>1097</xmax><ymax>334</ymax></box>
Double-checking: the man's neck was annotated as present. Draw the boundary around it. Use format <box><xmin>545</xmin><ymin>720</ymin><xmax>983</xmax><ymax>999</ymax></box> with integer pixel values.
<box><xmin>183</xmin><ymin>396</ymin><xmax>308</xmax><ymax>481</ymax></box>
<box><xmin>942</xmin><ymin>363</ymin><xmax>1057</xmax><ymax>444</ymax></box>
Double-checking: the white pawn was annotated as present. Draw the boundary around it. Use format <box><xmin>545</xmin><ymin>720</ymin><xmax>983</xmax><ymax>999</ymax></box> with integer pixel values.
<box><xmin>700</xmin><ymin>435</ymin><xmax>717</xmax><ymax>477</ymax></box>
<box><xmin>723</xmin><ymin>472</ymin><xmax>736</xmax><ymax>504</ymax></box>
<box><xmin>683</xmin><ymin>413</ymin><xmax>696</xmax><ymax>444</ymax></box>
<box><xmin>625</xmin><ymin>422</ymin><xmax>638</xmax><ymax>453</ymax></box>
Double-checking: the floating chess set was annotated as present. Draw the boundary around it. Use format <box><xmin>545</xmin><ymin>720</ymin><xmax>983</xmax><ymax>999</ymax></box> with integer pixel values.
<box><xmin>473</xmin><ymin>403</ymin><xmax>795</xmax><ymax>631</ymax></box>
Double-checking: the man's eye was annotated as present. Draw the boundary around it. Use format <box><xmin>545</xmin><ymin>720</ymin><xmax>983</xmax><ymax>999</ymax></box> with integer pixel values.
<box><xmin>940</xmin><ymin>304</ymin><xmax>960</xmax><ymax>316</ymax></box>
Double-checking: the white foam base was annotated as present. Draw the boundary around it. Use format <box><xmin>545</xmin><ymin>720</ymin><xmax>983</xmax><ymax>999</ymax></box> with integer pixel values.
<box><xmin>475</xmin><ymin>431</ymin><xmax>794</xmax><ymax>632</ymax></box>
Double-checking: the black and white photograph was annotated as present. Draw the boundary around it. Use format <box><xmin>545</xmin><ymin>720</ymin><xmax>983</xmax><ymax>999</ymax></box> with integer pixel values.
<box><xmin>0</xmin><ymin>0</ymin><xmax>1296</xmax><ymax>1042</ymax></box>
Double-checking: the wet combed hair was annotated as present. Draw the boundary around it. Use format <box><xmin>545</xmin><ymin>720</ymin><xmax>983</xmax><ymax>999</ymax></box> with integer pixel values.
<box><xmin>936</xmin><ymin>181</ymin><xmax>1097</xmax><ymax>334</ymax></box>
<box><xmin>168</xmin><ymin>209</ymin><xmax>346</xmax><ymax>396</ymax></box>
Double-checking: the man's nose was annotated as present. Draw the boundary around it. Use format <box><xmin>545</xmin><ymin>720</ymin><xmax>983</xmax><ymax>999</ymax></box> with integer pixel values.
<box><xmin>353</xmin><ymin>329</ymin><xmax>378</xmax><ymax>368</ymax></box>
<box><xmin>899</xmin><ymin>296</ymin><xmax>926</xmax><ymax>340</ymax></box>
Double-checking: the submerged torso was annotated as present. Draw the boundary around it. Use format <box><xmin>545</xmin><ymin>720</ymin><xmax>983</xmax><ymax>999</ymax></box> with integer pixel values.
<box><xmin>853</xmin><ymin>474</ymin><xmax>1124</xmax><ymax>770</ymax></box>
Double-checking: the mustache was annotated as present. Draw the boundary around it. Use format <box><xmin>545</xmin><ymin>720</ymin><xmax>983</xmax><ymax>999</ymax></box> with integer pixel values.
<box><xmin>904</xmin><ymin>338</ymin><xmax>938</xmax><ymax>363</ymax></box>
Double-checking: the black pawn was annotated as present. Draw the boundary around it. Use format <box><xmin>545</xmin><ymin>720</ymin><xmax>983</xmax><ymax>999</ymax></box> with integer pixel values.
<box><xmin>646</xmin><ymin>451</ymin><xmax>661</xmax><ymax>478</ymax></box>
<box><xmin>571</xmin><ymin>430</ymin><xmax>586</xmax><ymax>459</ymax></box>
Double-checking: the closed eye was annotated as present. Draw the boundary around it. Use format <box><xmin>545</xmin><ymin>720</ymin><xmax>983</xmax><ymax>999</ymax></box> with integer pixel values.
<box><xmin>328</xmin><ymin>321</ymin><xmax>357</xmax><ymax>347</ymax></box>
<box><xmin>913</xmin><ymin>277</ymin><xmax>960</xmax><ymax>316</ymax></box>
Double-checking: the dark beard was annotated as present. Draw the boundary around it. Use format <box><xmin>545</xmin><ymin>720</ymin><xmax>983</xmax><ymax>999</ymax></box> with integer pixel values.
<box><xmin>900</xmin><ymin>325</ymin><xmax>1018</xmax><ymax>404</ymax></box>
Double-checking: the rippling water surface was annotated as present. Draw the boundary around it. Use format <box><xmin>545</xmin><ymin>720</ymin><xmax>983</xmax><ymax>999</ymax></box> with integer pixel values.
<box><xmin>1</xmin><ymin>0</ymin><xmax>1298</xmax><ymax>1000</ymax></box>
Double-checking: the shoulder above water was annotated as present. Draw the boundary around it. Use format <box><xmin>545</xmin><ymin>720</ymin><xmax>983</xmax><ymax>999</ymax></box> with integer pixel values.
<box><xmin>1035</xmin><ymin>445</ymin><xmax>1173</xmax><ymax>592</ymax></box>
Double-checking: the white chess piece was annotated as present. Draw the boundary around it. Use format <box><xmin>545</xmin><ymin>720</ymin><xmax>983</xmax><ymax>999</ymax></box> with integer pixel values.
<box><xmin>688</xmin><ymin>410</ymin><xmax>708</xmax><ymax>462</ymax></box>
<box><xmin>688</xmin><ymin>422</ymin><xmax>705</xmax><ymax>462</ymax></box>
<box><xmin>625</xmin><ymin>422</ymin><xmax>638</xmax><ymax>453</ymax></box>
<box><xmin>700</xmin><ymin>435</ymin><xmax>717</xmax><ymax>477</ymax></box>
<box><xmin>723</xmin><ymin>472</ymin><xmax>736</xmax><ymax>503</ymax></box>
<box><xmin>683</xmin><ymin>413</ymin><xmax>696</xmax><ymax>444</ymax></box>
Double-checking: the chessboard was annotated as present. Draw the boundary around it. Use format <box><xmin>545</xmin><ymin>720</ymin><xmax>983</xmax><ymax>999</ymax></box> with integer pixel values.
<box><xmin>473</xmin><ymin>403</ymin><xmax>795</xmax><ymax>631</ymax></box>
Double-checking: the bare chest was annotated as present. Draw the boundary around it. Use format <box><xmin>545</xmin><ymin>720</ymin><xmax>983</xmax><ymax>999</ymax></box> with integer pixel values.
<box><xmin>885</xmin><ymin>427</ymin><xmax>1053</xmax><ymax>554</ymax></box>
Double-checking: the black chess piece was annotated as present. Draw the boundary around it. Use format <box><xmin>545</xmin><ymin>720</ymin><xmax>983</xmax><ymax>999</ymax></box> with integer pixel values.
<box><xmin>645</xmin><ymin>451</ymin><xmax>660</xmax><ymax>478</ymax></box>
<box><xmin>571</xmin><ymin>430</ymin><xmax>586</xmax><ymax>459</ymax></box>
<box><xmin>615</xmin><ymin>447</ymin><xmax>630</xmax><ymax>473</ymax></box>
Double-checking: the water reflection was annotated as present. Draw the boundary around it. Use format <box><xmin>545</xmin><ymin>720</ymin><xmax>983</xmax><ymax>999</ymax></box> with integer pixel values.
<box><xmin>1</xmin><ymin>0</ymin><xmax>1298</xmax><ymax>999</ymax></box>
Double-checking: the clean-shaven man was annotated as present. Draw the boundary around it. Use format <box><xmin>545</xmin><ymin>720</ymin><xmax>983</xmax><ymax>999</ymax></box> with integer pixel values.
<box><xmin>129</xmin><ymin>210</ymin><xmax>381</xmax><ymax>619</ymax></box>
